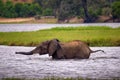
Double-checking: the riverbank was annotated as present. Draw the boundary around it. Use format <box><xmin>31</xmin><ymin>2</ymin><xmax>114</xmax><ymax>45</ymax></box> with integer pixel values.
<box><xmin>0</xmin><ymin>17</ymin><xmax>34</xmax><ymax>23</ymax></box>
<box><xmin>0</xmin><ymin>17</ymin><xmax>57</xmax><ymax>24</ymax></box>
<box><xmin>0</xmin><ymin>26</ymin><xmax>120</xmax><ymax>46</ymax></box>
<box><xmin>0</xmin><ymin>16</ymin><xmax>115</xmax><ymax>24</ymax></box>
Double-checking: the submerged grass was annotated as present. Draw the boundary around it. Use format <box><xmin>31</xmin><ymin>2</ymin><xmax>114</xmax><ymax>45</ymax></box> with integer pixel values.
<box><xmin>0</xmin><ymin>26</ymin><xmax>120</xmax><ymax>46</ymax></box>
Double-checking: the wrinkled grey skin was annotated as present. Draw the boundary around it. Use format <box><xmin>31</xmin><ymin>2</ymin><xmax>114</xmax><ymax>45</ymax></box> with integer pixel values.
<box><xmin>16</xmin><ymin>39</ymin><xmax>104</xmax><ymax>59</ymax></box>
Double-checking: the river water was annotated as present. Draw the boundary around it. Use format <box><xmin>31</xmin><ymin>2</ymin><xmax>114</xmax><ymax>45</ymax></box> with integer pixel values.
<box><xmin>0</xmin><ymin>46</ymin><xmax>120</xmax><ymax>79</ymax></box>
<box><xmin>0</xmin><ymin>23</ymin><xmax>120</xmax><ymax>32</ymax></box>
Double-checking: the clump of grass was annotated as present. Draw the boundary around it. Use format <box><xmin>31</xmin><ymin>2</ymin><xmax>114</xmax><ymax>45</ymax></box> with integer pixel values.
<box><xmin>51</xmin><ymin>26</ymin><xmax>112</xmax><ymax>31</ymax></box>
<box><xmin>0</xmin><ymin>26</ymin><xmax>120</xmax><ymax>46</ymax></box>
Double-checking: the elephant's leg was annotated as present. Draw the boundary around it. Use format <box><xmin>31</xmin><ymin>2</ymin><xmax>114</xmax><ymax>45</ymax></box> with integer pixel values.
<box><xmin>52</xmin><ymin>52</ymin><xmax>59</xmax><ymax>59</ymax></box>
<box><xmin>52</xmin><ymin>53</ymin><xmax>66</xmax><ymax>59</ymax></box>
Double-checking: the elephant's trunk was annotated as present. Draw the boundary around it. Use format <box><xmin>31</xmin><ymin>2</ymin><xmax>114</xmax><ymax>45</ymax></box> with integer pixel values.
<box><xmin>15</xmin><ymin>52</ymin><xmax>33</xmax><ymax>55</ymax></box>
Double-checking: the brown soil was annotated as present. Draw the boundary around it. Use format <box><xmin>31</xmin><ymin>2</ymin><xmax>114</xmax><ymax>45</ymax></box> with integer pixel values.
<box><xmin>0</xmin><ymin>17</ymin><xmax>58</xmax><ymax>23</ymax></box>
<box><xmin>0</xmin><ymin>16</ymin><xmax>114</xmax><ymax>23</ymax></box>
<box><xmin>96</xmin><ymin>16</ymin><xmax>113</xmax><ymax>22</ymax></box>
<box><xmin>0</xmin><ymin>17</ymin><xmax>34</xmax><ymax>23</ymax></box>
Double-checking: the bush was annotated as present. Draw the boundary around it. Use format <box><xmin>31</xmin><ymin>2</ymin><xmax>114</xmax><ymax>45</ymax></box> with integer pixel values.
<box><xmin>0</xmin><ymin>0</ymin><xmax>4</xmax><ymax>16</ymax></box>
<box><xmin>43</xmin><ymin>8</ymin><xmax>53</xmax><ymax>16</ymax></box>
<box><xmin>88</xmin><ymin>7</ymin><xmax>102</xmax><ymax>18</ymax></box>
<box><xmin>2</xmin><ymin>1</ymin><xmax>17</xmax><ymax>18</ymax></box>
<box><xmin>112</xmin><ymin>1</ymin><xmax>120</xmax><ymax>19</ymax></box>
<box><xmin>14</xmin><ymin>3</ymin><xmax>23</xmax><ymax>17</ymax></box>
<box><xmin>0</xmin><ymin>1</ymin><xmax>42</xmax><ymax>18</ymax></box>
<box><xmin>102</xmin><ymin>7</ymin><xmax>112</xmax><ymax>16</ymax></box>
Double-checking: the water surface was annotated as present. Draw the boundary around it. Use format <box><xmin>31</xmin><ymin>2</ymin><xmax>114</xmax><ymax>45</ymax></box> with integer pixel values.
<box><xmin>0</xmin><ymin>46</ymin><xmax>120</xmax><ymax>79</ymax></box>
<box><xmin>0</xmin><ymin>23</ymin><xmax>120</xmax><ymax>32</ymax></box>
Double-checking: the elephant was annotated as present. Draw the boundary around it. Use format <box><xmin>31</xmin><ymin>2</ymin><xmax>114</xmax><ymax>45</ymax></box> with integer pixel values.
<box><xmin>16</xmin><ymin>39</ymin><xmax>104</xmax><ymax>59</ymax></box>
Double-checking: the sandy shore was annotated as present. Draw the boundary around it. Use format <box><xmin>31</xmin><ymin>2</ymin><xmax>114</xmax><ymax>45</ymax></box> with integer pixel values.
<box><xmin>0</xmin><ymin>17</ymin><xmax>34</xmax><ymax>23</ymax></box>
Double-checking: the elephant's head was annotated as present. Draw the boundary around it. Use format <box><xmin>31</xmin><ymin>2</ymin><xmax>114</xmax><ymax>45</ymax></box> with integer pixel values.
<box><xmin>39</xmin><ymin>39</ymin><xmax>64</xmax><ymax>59</ymax></box>
<box><xmin>30</xmin><ymin>40</ymin><xmax>49</xmax><ymax>55</ymax></box>
<box><xmin>47</xmin><ymin>39</ymin><xmax>61</xmax><ymax>56</ymax></box>
<box><xmin>31</xmin><ymin>39</ymin><xmax>60</xmax><ymax>55</ymax></box>
<box><xmin>16</xmin><ymin>39</ymin><xmax>61</xmax><ymax>57</ymax></box>
<box><xmin>47</xmin><ymin>39</ymin><xmax>65</xmax><ymax>59</ymax></box>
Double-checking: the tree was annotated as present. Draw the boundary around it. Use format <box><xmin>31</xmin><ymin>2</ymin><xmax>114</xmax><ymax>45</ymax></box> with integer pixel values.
<box><xmin>81</xmin><ymin>0</ymin><xmax>92</xmax><ymax>23</ymax></box>
<box><xmin>2</xmin><ymin>1</ymin><xmax>17</xmax><ymax>18</ymax></box>
<box><xmin>43</xmin><ymin>8</ymin><xmax>53</xmax><ymax>16</ymax></box>
<box><xmin>0</xmin><ymin>0</ymin><xmax>4</xmax><ymax>16</ymax></box>
<box><xmin>28</xmin><ymin>3</ymin><xmax>42</xmax><ymax>16</ymax></box>
<box><xmin>58</xmin><ymin>0</ymin><xmax>75</xmax><ymax>22</ymax></box>
<box><xmin>15</xmin><ymin>3</ymin><xmax>42</xmax><ymax>17</ymax></box>
<box><xmin>19</xmin><ymin>3</ymin><xmax>31</xmax><ymax>17</ymax></box>
<box><xmin>112</xmin><ymin>1</ymin><xmax>120</xmax><ymax>22</ymax></box>
<box><xmin>14</xmin><ymin>3</ymin><xmax>23</xmax><ymax>17</ymax></box>
<box><xmin>32</xmin><ymin>3</ymin><xmax>42</xmax><ymax>15</ymax></box>
<box><xmin>34</xmin><ymin>0</ymin><xmax>62</xmax><ymax>17</ymax></box>
<box><xmin>46</xmin><ymin>0</ymin><xmax>62</xmax><ymax>18</ymax></box>
<box><xmin>34</xmin><ymin>0</ymin><xmax>43</xmax><ymax>6</ymax></box>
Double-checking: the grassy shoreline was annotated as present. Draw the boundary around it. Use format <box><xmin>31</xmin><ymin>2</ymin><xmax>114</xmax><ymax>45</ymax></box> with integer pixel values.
<box><xmin>0</xmin><ymin>26</ymin><xmax>120</xmax><ymax>46</ymax></box>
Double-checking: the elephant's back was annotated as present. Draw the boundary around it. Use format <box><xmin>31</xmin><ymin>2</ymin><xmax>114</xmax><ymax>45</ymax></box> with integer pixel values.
<box><xmin>73</xmin><ymin>40</ymin><xmax>91</xmax><ymax>58</ymax></box>
<box><xmin>59</xmin><ymin>40</ymin><xmax>91</xmax><ymax>59</ymax></box>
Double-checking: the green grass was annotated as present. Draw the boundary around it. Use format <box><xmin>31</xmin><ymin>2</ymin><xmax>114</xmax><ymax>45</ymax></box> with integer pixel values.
<box><xmin>0</xmin><ymin>26</ymin><xmax>120</xmax><ymax>46</ymax></box>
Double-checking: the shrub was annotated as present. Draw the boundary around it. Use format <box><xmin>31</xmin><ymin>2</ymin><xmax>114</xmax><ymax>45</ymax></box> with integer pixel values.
<box><xmin>43</xmin><ymin>8</ymin><xmax>53</xmax><ymax>16</ymax></box>
<box><xmin>112</xmin><ymin>1</ymin><xmax>120</xmax><ymax>20</ymax></box>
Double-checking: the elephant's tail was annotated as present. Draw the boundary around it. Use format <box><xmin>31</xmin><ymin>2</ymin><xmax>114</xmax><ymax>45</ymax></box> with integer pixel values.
<box><xmin>91</xmin><ymin>50</ymin><xmax>105</xmax><ymax>53</ymax></box>
<box><xmin>16</xmin><ymin>52</ymin><xmax>33</xmax><ymax>55</ymax></box>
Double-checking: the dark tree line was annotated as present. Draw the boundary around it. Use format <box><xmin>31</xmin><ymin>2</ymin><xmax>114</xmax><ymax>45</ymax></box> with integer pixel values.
<box><xmin>0</xmin><ymin>0</ymin><xmax>120</xmax><ymax>22</ymax></box>
<box><xmin>34</xmin><ymin>0</ymin><xmax>120</xmax><ymax>22</ymax></box>
<box><xmin>0</xmin><ymin>0</ymin><xmax>42</xmax><ymax>18</ymax></box>
<box><xmin>112</xmin><ymin>1</ymin><xmax>120</xmax><ymax>22</ymax></box>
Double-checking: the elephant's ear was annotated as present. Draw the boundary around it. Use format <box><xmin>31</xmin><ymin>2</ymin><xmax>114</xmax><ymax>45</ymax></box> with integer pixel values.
<box><xmin>48</xmin><ymin>39</ymin><xmax>60</xmax><ymax>56</ymax></box>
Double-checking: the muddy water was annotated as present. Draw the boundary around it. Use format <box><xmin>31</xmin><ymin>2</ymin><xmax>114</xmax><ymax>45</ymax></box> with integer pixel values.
<box><xmin>0</xmin><ymin>46</ymin><xmax>120</xmax><ymax>79</ymax></box>
<box><xmin>0</xmin><ymin>23</ymin><xmax>120</xmax><ymax>32</ymax></box>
